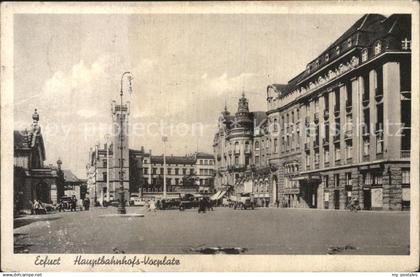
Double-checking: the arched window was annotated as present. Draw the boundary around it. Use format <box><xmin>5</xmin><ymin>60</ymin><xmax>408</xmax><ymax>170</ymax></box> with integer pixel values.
<box><xmin>234</xmin><ymin>142</ymin><xmax>240</xmax><ymax>154</ymax></box>
<box><xmin>274</xmin><ymin>138</ymin><xmax>278</xmax><ymax>153</ymax></box>
<box><xmin>273</xmin><ymin>118</ymin><xmax>278</xmax><ymax>132</ymax></box>
<box><xmin>245</xmin><ymin>141</ymin><xmax>250</xmax><ymax>152</ymax></box>
<box><xmin>255</xmin><ymin>141</ymin><xmax>260</xmax><ymax>151</ymax></box>
<box><xmin>374</xmin><ymin>41</ymin><xmax>382</xmax><ymax>55</ymax></box>
<box><xmin>362</xmin><ymin>48</ymin><xmax>368</xmax><ymax>62</ymax></box>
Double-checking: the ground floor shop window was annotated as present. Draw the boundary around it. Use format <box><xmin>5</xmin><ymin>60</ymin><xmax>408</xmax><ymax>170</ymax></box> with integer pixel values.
<box><xmin>324</xmin><ymin>191</ymin><xmax>329</xmax><ymax>209</ymax></box>
<box><xmin>371</xmin><ymin>188</ymin><xmax>383</xmax><ymax>209</ymax></box>
<box><xmin>402</xmin><ymin>169</ymin><xmax>410</xmax><ymax>210</ymax></box>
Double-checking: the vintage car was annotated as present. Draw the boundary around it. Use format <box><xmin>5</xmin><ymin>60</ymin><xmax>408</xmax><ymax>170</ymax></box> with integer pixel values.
<box><xmin>233</xmin><ymin>193</ymin><xmax>255</xmax><ymax>210</ymax></box>
<box><xmin>179</xmin><ymin>194</ymin><xmax>202</xmax><ymax>210</ymax></box>
<box><xmin>58</xmin><ymin>196</ymin><xmax>73</xmax><ymax>210</ymax></box>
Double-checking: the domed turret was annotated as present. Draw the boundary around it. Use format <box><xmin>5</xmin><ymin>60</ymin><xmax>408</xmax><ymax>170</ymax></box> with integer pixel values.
<box><xmin>234</xmin><ymin>92</ymin><xmax>253</xmax><ymax>128</ymax></box>
<box><xmin>32</xmin><ymin>109</ymin><xmax>39</xmax><ymax>122</ymax></box>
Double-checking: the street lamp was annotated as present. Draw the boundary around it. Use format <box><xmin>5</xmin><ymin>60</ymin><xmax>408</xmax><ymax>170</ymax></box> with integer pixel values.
<box><xmin>117</xmin><ymin>71</ymin><xmax>133</xmax><ymax>215</ymax></box>
<box><xmin>162</xmin><ymin>136</ymin><xmax>168</xmax><ymax>200</ymax></box>
<box><xmin>104</xmin><ymin>133</ymin><xmax>111</xmax><ymax>204</ymax></box>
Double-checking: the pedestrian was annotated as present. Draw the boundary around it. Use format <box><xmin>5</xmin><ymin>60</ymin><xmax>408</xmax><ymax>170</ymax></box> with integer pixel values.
<box><xmin>33</xmin><ymin>199</ymin><xmax>39</xmax><ymax>215</ymax></box>
<box><xmin>198</xmin><ymin>197</ymin><xmax>206</xmax><ymax>213</ymax></box>
<box><xmin>149</xmin><ymin>199</ymin><xmax>156</xmax><ymax>213</ymax></box>
<box><xmin>71</xmin><ymin>195</ymin><xmax>77</xmax><ymax>212</ymax></box>
<box><xmin>83</xmin><ymin>198</ymin><xmax>90</xmax><ymax>211</ymax></box>
<box><xmin>29</xmin><ymin>200</ymin><xmax>34</xmax><ymax>215</ymax></box>
<box><xmin>276</xmin><ymin>200</ymin><xmax>280</xmax><ymax>208</ymax></box>
<box><xmin>208</xmin><ymin>198</ymin><xmax>214</xmax><ymax>211</ymax></box>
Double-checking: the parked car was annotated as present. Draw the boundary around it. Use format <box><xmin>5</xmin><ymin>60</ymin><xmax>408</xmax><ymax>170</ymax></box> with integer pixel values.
<box><xmin>132</xmin><ymin>198</ymin><xmax>146</xmax><ymax>206</ymax></box>
<box><xmin>233</xmin><ymin>193</ymin><xmax>255</xmax><ymax>210</ymax></box>
<box><xmin>129</xmin><ymin>194</ymin><xmax>139</xmax><ymax>206</ymax></box>
<box><xmin>58</xmin><ymin>196</ymin><xmax>73</xmax><ymax>210</ymax></box>
<box><xmin>179</xmin><ymin>194</ymin><xmax>197</xmax><ymax>210</ymax></box>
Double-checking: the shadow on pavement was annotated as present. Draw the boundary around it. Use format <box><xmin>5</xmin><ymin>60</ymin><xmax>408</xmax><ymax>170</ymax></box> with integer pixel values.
<box><xmin>14</xmin><ymin>215</ymin><xmax>61</xmax><ymax>229</ymax></box>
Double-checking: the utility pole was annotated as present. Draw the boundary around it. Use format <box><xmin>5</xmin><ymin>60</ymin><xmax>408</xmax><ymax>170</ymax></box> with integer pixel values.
<box><xmin>105</xmin><ymin>134</ymin><xmax>111</xmax><ymax>203</ymax></box>
<box><xmin>117</xmin><ymin>71</ymin><xmax>133</xmax><ymax>214</ymax></box>
<box><xmin>162</xmin><ymin>136</ymin><xmax>168</xmax><ymax>200</ymax></box>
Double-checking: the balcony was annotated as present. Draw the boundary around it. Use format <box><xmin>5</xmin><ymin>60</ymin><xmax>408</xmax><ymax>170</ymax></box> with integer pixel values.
<box><xmin>314</xmin><ymin>112</ymin><xmax>319</xmax><ymax>123</ymax></box>
<box><xmin>345</xmin><ymin>129</ymin><xmax>353</xmax><ymax>140</ymax></box>
<box><xmin>334</xmin><ymin>104</ymin><xmax>340</xmax><ymax>116</ymax></box>
<box><xmin>304</xmin><ymin>143</ymin><xmax>310</xmax><ymax>152</ymax></box>
<box><xmin>324</xmin><ymin>109</ymin><xmax>329</xmax><ymax>119</ymax></box>
<box><xmin>314</xmin><ymin>139</ymin><xmax>320</xmax><ymax>149</ymax></box>
<box><xmin>375</xmin><ymin>122</ymin><xmax>383</xmax><ymax>133</ymax></box>
<box><xmin>322</xmin><ymin>138</ymin><xmax>329</xmax><ymax>146</ymax></box>
<box><xmin>362</xmin><ymin>125</ymin><xmax>370</xmax><ymax>137</ymax></box>
<box><xmin>333</xmin><ymin>134</ymin><xmax>340</xmax><ymax>142</ymax></box>
<box><xmin>362</xmin><ymin>94</ymin><xmax>369</xmax><ymax>106</ymax></box>
<box><xmin>375</xmin><ymin>88</ymin><xmax>383</xmax><ymax>101</ymax></box>
<box><xmin>401</xmin><ymin>150</ymin><xmax>410</xmax><ymax>158</ymax></box>
<box><xmin>345</xmin><ymin>100</ymin><xmax>352</xmax><ymax>114</ymax></box>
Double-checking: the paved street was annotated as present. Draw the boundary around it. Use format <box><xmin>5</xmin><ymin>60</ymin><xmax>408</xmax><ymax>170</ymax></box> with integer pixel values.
<box><xmin>14</xmin><ymin>207</ymin><xmax>409</xmax><ymax>255</ymax></box>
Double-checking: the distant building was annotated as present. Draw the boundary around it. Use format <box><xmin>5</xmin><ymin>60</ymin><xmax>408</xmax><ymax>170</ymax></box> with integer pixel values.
<box><xmin>14</xmin><ymin>109</ymin><xmax>59</xmax><ymax>214</ymax></box>
<box><xmin>89</xmin><ymin>144</ymin><xmax>215</xmax><ymax>204</ymax></box>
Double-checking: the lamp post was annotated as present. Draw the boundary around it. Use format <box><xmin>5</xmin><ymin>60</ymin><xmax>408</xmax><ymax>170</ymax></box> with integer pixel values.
<box><xmin>105</xmin><ymin>133</ymin><xmax>111</xmax><ymax>203</ymax></box>
<box><xmin>162</xmin><ymin>136</ymin><xmax>168</xmax><ymax>200</ymax></box>
<box><xmin>117</xmin><ymin>72</ymin><xmax>133</xmax><ymax>215</ymax></box>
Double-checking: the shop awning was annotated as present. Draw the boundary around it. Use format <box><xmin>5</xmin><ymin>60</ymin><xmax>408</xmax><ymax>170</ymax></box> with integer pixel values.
<box><xmin>291</xmin><ymin>174</ymin><xmax>321</xmax><ymax>182</ymax></box>
<box><xmin>216</xmin><ymin>190</ymin><xmax>227</xmax><ymax>200</ymax></box>
<box><xmin>210</xmin><ymin>191</ymin><xmax>221</xmax><ymax>200</ymax></box>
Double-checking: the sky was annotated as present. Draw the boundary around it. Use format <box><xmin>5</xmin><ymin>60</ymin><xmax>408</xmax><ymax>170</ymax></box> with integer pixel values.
<box><xmin>14</xmin><ymin>13</ymin><xmax>363</xmax><ymax>177</ymax></box>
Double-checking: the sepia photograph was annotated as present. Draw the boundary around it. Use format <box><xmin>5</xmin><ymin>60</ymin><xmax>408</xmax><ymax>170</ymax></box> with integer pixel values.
<box><xmin>1</xmin><ymin>1</ymin><xmax>419</xmax><ymax>272</ymax></box>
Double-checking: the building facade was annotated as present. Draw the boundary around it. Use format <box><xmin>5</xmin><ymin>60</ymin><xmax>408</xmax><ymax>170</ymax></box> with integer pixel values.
<box><xmin>213</xmin><ymin>94</ymin><xmax>274</xmax><ymax>205</ymax></box>
<box><xmin>14</xmin><ymin>109</ymin><xmax>59</xmax><ymax>214</ymax></box>
<box><xmin>89</xmin><ymin>144</ymin><xmax>215</xmax><ymax>204</ymax></box>
<box><xmin>267</xmin><ymin>14</ymin><xmax>411</xmax><ymax>210</ymax></box>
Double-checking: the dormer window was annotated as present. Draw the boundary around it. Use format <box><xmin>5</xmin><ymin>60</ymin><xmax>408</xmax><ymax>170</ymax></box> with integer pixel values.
<box><xmin>402</xmin><ymin>38</ymin><xmax>411</xmax><ymax>50</ymax></box>
<box><xmin>325</xmin><ymin>53</ymin><xmax>329</xmax><ymax>62</ymax></box>
<box><xmin>374</xmin><ymin>41</ymin><xmax>382</xmax><ymax>55</ymax></box>
<box><xmin>336</xmin><ymin>46</ymin><xmax>340</xmax><ymax>56</ymax></box>
<box><xmin>361</xmin><ymin>48</ymin><xmax>368</xmax><ymax>62</ymax></box>
<box><xmin>315</xmin><ymin>59</ymin><xmax>320</xmax><ymax>68</ymax></box>
<box><xmin>347</xmin><ymin>38</ymin><xmax>352</xmax><ymax>47</ymax></box>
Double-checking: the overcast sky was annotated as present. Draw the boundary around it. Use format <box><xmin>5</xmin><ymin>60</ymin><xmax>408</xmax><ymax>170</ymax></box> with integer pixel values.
<box><xmin>14</xmin><ymin>14</ymin><xmax>362</xmax><ymax>177</ymax></box>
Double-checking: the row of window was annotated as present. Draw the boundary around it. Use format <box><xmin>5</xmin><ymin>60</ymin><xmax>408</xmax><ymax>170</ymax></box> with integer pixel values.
<box><xmin>146</xmin><ymin>168</ymin><xmax>194</xmax><ymax>176</ymax></box>
<box><xmin>198</xmin><ymin>159</ymin><xmax>214</xmax><ymax>165</ymax></box>
<box><xmin>321</xmin><ymin>169</ymin><xmax>410</xmax><ymax>189</ymax></box>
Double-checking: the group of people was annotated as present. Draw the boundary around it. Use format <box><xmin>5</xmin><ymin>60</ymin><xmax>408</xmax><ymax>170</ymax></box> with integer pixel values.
<box><xmin>30</xmin><ymin>199</ymin><xmax>45</xmax><ymax>215</ymax></box>
<box><xmin>56</xmin><ymin>196</ymin><xmax>90</xmax><ymax>212</ymax></box>
<box><xmin>198</xmin><ymin>197</ymin><xmax>213</xmax><ymax>213</ymax></box>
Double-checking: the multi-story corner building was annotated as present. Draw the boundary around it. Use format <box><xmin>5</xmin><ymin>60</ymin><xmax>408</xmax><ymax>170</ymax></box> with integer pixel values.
<box><xmin>267</xmin><ymin>14</ymin><xmax>411</xmax><ymax>210</ymax></box>
<box><xmin>213</xmin><ymin>94</ymin><xmax>274</xmax><ymax>205</ymax></box>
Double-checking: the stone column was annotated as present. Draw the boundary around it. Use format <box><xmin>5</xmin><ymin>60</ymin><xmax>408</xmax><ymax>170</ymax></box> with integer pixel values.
<box><xmin>339</xmin><ymin>83</ymin><xmax>347</xmax><ymax>164</ymax></box>
<box><xmin>319</xmin><ymin>95</ymin><xmax>326</xmax><ymax>168</ymax></box>
<box><xmin>383</xmin><ymin>62</ymin><xmax>402</xmax><ymax>159</ymax></box>
<box><xmin>369</xmin><ymin>69</ymin><xmax>378</xmax><ymax>160</ymax></box>
<box><xmin>352</xmin><ymin>76</ymin><xmax>362</xmax><ymax>164</ymax></box>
